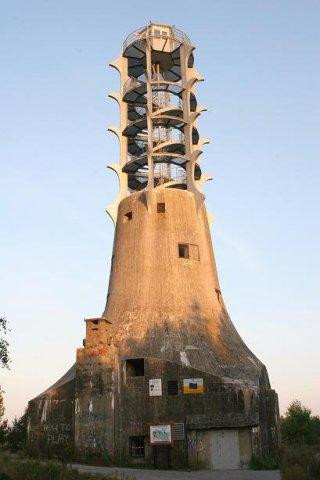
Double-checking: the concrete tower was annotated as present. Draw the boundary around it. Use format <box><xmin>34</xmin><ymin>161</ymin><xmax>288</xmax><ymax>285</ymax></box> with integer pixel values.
<box><xmin>27</xmin><ymin>24</ymin><xmax>280</xmax><ymax>470</ymax></box>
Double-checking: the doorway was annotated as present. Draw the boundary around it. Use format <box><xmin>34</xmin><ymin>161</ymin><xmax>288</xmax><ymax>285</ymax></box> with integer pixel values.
<box><xmin>153</xmin><ymin>445</ymin><xmax>171</xmax><ymax>469</ymax></box>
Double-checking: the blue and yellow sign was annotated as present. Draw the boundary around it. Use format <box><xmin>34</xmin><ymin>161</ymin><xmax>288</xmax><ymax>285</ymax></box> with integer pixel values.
<box><xmin>183</xmin><ymin>378</ymin><xmax>204</xmax><ymax>394</ymax></box>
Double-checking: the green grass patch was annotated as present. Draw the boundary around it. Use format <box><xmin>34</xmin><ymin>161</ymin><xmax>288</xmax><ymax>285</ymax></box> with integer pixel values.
<box><xmin>0</xmin><ymin>453</ymin><xmax>134</xmax><ymax>480</ymax></box>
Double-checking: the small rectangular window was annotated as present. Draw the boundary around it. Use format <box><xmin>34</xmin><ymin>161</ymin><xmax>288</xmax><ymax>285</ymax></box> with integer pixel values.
<box><xmin>178</xmin><ymin>244</ymin><xmax>189</xmax><ymax>259</ymax></box>
<box><xmin>154</xmin><ymin>29</ymin><xmax>161</xmax><ymax>36</ymax></box>
<box><xmin>157</xmin><ymin>203</ymin><xmax>165</xmax><ymax>213</ymax></box>
<box><xmin>130</xmin><ymin>436</ymin><xmax>145</xmax><ymax>457</ymax></box>
<box><xmin>168</xmin><ymin>380</ymin><xmax>178</xmax><ymax>396</ymax></box>
<box><xmin>126</xmin><ymin>358</ymin><xmax>144</xmax><ymax>377</ymax></box>
<box><xmin>161</xmin><ymin>30</ymin><xmax>168</xmax><ymax>37</ymax></box>
<box><xmin>124</xmin><ymin>212</ymin><xmax>132</xmax><ymax>222</ymax></box>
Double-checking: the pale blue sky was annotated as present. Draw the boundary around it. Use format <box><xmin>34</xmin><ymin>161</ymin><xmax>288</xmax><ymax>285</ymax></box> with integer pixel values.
<box><xmin>1</xmin><ymin>0</ymin><xmax>319</xmax><ymax>422</ymax></box>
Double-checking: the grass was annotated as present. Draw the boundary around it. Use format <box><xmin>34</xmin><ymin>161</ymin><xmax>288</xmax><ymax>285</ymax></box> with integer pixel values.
<box><xmin>0</xmin><ymin>453</ymin><xmax>134</xmax><ymax>480</ymax></box>
<box><xmin>280</xmin><ymin>445</ymin><xmax>320</xmax><ymax>480</ymax></box>
<box><xmin>249</xmin><ymin>453</ymin><xmax>280</xmax><ymax>470</ymax></box>
<box><xmin>250</xmin><ymin>445</ymin><xmax>320</xmax><ymax>480</ymax></box>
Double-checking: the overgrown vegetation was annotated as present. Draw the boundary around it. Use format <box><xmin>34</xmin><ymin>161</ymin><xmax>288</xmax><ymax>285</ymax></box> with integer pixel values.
<box><xmin>0</xmin><ymin>317</ymin><xmax>10</xmax><ymax>370</ymax></box>
<box><xmin>0</xmin><ymin>319</ymin><xmax>10</xmax><ymax>459</ymax></box>
<box><xmin>250</xmin><ymin>400</ymin><xmax>320</xmax><ymax>479</ymax></box>
<box><xmin>0</xmin><ymin>453</ymin><xmax>132</xmax><ymax>480</ymax></box>
<box><xmin>250</xmin><ymin>452</ymin><xmax>280</xmax><ymax>470</ymax></box>
<box><xmin>282</xmin><ymin>400</ymin><xmax>320</xmax><ymax>446</ymax></box>
<box><xmin>280</xmin><ymin>401</ymin><xmax>320</xmax><ymax>480</ymax></box>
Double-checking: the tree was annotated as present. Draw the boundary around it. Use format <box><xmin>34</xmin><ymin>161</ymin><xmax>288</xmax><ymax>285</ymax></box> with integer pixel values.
<box><xmin>7</xmin><ymin>410</ymin><xmax>28</xmax><ymax>452</ymax></box>
<box><xmin>0</xmin><ymin>317</ymin><xmax>10</xmax><ymax>450</ymax></box>
<box><xmin>281</xmin><ymin>400</ymin><xmax>320</xmax><ymax>445</ymax></box>
<box><xmin>0</xmin><ymin>389</ymin><xmax>9</xmax><ymax>449</ymax></box>
<box><xmin>0</xmin><ymin>317</ymin><xmax>10</xmax><ymax>369</ymax></box>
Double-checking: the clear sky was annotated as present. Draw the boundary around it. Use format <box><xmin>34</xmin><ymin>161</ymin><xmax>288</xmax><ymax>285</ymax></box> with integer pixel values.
<box><xmin>1</xmin><ymin>0</ymin><xmax>319</xmax><ymax>423</ymax></box>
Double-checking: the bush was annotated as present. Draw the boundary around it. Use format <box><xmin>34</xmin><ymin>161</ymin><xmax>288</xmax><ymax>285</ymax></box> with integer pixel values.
<box><xmin>280</xmin><ymin>445</ymin><xmax>320</xmax><ymax>480</ymax></box>
<box><xmin>0</xmin><ymin>454</ymin><xmax>133</xmax><ymax>480</ymax></box>
<box><xmin>281</xmin><ymin>400</ymin><xmax>320</xmax><ymax>446</ymax></box>
<box><xmin>281</xmin><ymin>464</ymin><xmax>307</xmax><ymax>480</ymax></box>
<box><xmin>250</xmin><ymin>453</ymin><xmax>279</xmax><ymax>470</ymax></box>
<box><xmin>308</xmin><ymin>455</ymin><xmax>320</xmax><ymax>480</ymax></box>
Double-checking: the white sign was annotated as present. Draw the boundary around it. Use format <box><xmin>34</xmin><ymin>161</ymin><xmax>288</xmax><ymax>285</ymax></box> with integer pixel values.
<box><xmin>149</xmin><ymin>378</ymin><xmax>162</xmax><ymax>396</ymax></box>
<box><xmin>150</xmin><ymin>424</ymin><xmax>172</xmax><ymax>445</ymax></box>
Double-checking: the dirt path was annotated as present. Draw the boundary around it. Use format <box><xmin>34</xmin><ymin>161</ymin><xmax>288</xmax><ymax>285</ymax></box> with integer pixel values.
<box><xmin>73</xmin><ymin>463</ymin><xmax>281</xmax><ymax>480</ymax></box>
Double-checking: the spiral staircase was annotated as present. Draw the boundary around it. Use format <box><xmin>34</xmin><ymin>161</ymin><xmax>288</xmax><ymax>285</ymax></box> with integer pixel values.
<box><xmin>107</xmin><ymin>23</ymin><xmax>210</xmax><ymax>223</ymax></box>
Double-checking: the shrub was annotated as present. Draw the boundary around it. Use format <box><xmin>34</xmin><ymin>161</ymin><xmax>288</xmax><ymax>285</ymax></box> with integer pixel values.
<box><xmin>0</xmin><ymin>454</ymin><xmax>133</xmax><ymax>480</ymax></box>
<box><xmin>282</xmin><ymin>464</ymin><xmax>307</xmax><ymax>480</ymax></box>
<box><xmin>250</xmin><ymin>453</ymin><xmax>279</xmax><ymax>470</ymax></box>
<box><xmin>281</xmin><ymin>400</ymin><xmax>320</xmax><ymax>446</ymax></box>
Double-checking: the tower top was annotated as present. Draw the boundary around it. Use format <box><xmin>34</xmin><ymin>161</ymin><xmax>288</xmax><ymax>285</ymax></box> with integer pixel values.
<box><xmin>107</xmin><ymin>23</ymin><xmax>211</xmax><ymax>224</ymax></box>
<box><xmin>123</xmin><ymin>23</ymin><xmax>192</xmax><ymax>52</ymax></box>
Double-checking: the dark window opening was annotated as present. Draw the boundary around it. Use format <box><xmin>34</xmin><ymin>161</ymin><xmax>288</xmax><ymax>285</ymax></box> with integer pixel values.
<box><xmin>91</xmin><ymin>327</ymin><xmax>98</xmax><ymax>331</ymax></box>
<box><xmin>130</xmin><ymin>436</ymin><xmax>145</xmax><ymax>457</ymax></box>
<box><xmin>126</xmin><ymin>358</ymin><xmax>144</xmax><ymax>377</ymax></box>
<box><xmin>168</xmin><ymin>380</ymin><xmax>178</xmax><ymax>396</ymax></box>
<box><xmin>178</xmin><ymin>243</ymin><xmax>189</xmax><ymax>259</ymax></box>
<box><xmin>92</xmin><ymin>320</ymin><xmax>98</xmax><ymax>325</ymax></box>
<box><xmin>124</xmin><ymin>211</ymin><xmax>133</xmax><ymax>222</ymax></box>
<box><xmin>157</xmin><ymin>202</ymin><xmax>165</xmax><ymax>213</ymax></box>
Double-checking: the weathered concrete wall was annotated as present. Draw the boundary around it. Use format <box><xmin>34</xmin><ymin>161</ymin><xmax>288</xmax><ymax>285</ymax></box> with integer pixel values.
<box><xmin>27</xmin><ymin>365</ymin><xmax>75</xmax><ymax>458</ymax></box>
<box><xmin>74</xmin><ymin>344</ymin><xmax>116</xmax><ymax>462</ymax></box>
<box><xmin>113</xmin><ymin>356</ymin><xmax>259</xmax><ymax>468</ymax></box>
<box><xmin>27</xmin><ymin>188</ymin><xmax>280</xmax><ymax>468</ymax></box>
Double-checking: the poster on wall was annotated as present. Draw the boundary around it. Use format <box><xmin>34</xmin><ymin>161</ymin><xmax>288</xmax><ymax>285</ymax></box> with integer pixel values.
<box><xmin>150</xmin><ymin>424</ymin><xmax>172</xmax><ymax>445</ymax></box>
<box><xmin>149</xmin><ymin>378</ymin><xmax>162</xmax><ymax>396</ymax></box>
<box><xmin>183</xmin><ymin>378</ymin><xmax>204</xmax><ymax>394</ymax></box>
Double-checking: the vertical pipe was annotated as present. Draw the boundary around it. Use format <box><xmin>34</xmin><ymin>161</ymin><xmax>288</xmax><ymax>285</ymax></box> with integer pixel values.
<box><xmin>146</xmin><ymin>33</ymin><xmax>154</xmax><ymax>189</ymax></box>
<box><xmin>180</xmin><ymin>43</ymin><xmax>193</xmax><ymax>190</ymax></box>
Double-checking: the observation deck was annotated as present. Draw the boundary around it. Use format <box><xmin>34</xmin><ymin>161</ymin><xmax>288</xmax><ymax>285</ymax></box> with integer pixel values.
<box><xmin>107</xmin><ymin>23</ymin><xmax>209</xmax><ymax>221</ymax></box>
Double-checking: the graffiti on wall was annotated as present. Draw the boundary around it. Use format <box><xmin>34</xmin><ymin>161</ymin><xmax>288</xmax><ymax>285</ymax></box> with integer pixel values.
<box><xmin>43</xmin><ymin>422</ymin><xmax>72</xmax><ymax>445</ymax></box>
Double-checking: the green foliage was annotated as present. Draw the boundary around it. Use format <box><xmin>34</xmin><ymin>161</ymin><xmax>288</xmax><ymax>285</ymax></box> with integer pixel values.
<box><xmin>281</xmin><ymin>464</ymin><xmax>307</xmax><ymax>480</ymax></box>
<box><xmin>6</xmin><ymin>411</ymin><xmax>28</xmax><ymax>453</ymax></box>
<box><xmin>0</xmin><ymin>420</ymin><xmax>9</xmax><ymax>449</ymax></box>
<box><xmin>0</xmin><ymin>318</ymin><xmax>10</xmax><ymax>370</ymax></box>
<box><xmin>0</xmin><ymin>390</ymin><xmax>9</xmax><ymax>450</ymax></box>
<box><xmin>250</xmin><ymin>453</ymin><xmax>279</xmax><ymax>470</ymax></box>
<box><xmin>279</xmin><ymin>445</ymin><xmax>320</xmax><ymax>480</ymax></box>
<box><xmin>250</xmin><ymin>400</ymin><xmax>320</xmax><ymax>478</ymax></box>
<box><xmin>309</xmin><ymin>455</ymin><xmax>320</xmax><ymax>480</ymax></box>
<box><xmin>281</xmin><ymin>400</ymin><xmax>320</xmax><ymax>446</ymax></box>
<box><xmin>0</xmin><ymin>454</ymin><xmax>133</xmax><ymax>480</ymax></box>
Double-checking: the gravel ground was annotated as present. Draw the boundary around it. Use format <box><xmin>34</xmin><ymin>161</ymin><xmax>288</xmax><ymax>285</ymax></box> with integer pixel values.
<box><xmin>73</xmin><ymin>463</ymin><xmax>281</xmax><ymax>480</ymax></box>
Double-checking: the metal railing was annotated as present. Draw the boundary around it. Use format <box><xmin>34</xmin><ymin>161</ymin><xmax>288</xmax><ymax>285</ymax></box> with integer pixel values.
<box><xmin>122</xmin><ymin>77</ymin><xmax>145</xmax><ymax>97</ymax></box>
<box><xmin>123</xmin><ymin>25</ymin><xmax>191</xmax><ymax>52</ymax></box>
